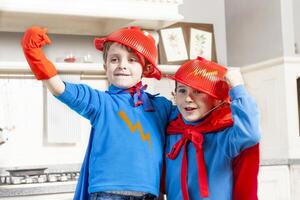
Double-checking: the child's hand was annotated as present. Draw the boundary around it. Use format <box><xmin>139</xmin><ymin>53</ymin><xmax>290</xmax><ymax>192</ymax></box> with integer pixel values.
<box><xmin>21</xmin><ymin>27</ymin><xmax>57</xmax><ymax>80</ymax></box>
<box><xmin>225</xmin><ymin>67</ymin><xmax>244</xmax><ymax>87</ymax></box>
<box><xmin>21</xmin><ymin>27</ymin><xmax>51</xmax><ymax>49</ymax></box>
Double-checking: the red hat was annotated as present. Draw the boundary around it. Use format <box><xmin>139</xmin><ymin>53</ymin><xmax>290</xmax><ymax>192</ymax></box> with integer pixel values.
<box><xmin>168</xmin><ymin>57</ymin><xmax>230</xmax><ymax>100</ymax></box>
<box><xmin>94</xmin><ymin>26</ymin><xmax>161</xmax><ymax>80</ymax></box>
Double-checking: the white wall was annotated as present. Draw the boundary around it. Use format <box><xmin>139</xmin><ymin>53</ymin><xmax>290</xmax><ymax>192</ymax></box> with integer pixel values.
<box><xmin>0</xmin><ymin>32</ymin><xmax>101</xmax><ymax>63</ymax></box>
<box><xmin>225</xmin><ymin>0</ymin><xmax>297</xmax><ymax>67</ymax></box>
<box><xmin>179</xmin><ymin>0</ymin><xmax>228</xmax><ymax>65</ymax></box>
<box><xmin>225</xmin><ymin>0</ymin><xmax>283</xmax><ymax>66</ymax></box>
<box><xmin>225</xmin><ymin>0</ymin><xmax>283</xmax><ymax>67</ymax></box>
<box><xmin>293</xmin><ymin>0</ymin><xmax>300</xmax><ymax>54</ymax></box>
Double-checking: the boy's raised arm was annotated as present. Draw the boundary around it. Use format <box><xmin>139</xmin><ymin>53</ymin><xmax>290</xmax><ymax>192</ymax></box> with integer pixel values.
<box><xmin>21</xmin><ymin>26</ymin><xmax>65</xmax><ymax>96</ymax></box>
<box><xmin>224</xmin><ymin>67</ymin><xmax>261</xmax><ymax>156</ymax></box>
<box><xmin>43</xmin><ymin>76</ymin><xmax>65</xmax><ymax>96</ymax></box>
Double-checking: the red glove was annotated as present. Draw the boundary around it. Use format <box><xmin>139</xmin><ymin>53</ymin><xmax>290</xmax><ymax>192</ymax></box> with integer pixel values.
<box><xmin>21</xmin><ymin>27</ymin><xmax>57</xmax><ymax>80</ymax></box>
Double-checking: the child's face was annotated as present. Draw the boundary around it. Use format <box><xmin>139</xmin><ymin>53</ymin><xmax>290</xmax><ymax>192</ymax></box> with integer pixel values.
<box><xmin>175</xmin><ymin>83</ymin><xmax>217</xmax><ymax>122</ymax></box>
<box><xmin>104</xmin><ymin>43</ymin><xmax>143</xmax><ymax>88</ymax></box>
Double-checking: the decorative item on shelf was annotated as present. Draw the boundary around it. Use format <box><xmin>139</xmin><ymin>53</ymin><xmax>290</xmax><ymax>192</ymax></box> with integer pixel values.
<box><xmin>0</xmin><ymin>126</ymin><xmax>15</xmax><ymax>145</ymax></box>
<box><xmin>0</xmin><ymin>128</ymin><xmax>5</xmax><ymax>145</ymax></box>
<box><xmin>190</xmin><ymin>28</ymin><xmax>212</xmax><ymax>60</ymax></box>
<box><xmin>160</xmin><ymin>27</ymin><xmax>188</xmax><ymax>63</ymax></box>
<box><xmin>56</xmin><ymin>53</ymin><xmax>94</xmax><ymax>63</ymax></box>
<box><xmin>295</xmin><ymin>43</ymin><xmax>299</xmax><ymax>54</ymax></box>
<box><xmin>83</xmin><ymin>53</ymin><xmax>93</xmax><ymax>63</ymax></box>
<box><xmin>158</xmin><ymin>22</ymin><xmax>217</xmax><ymax>65</ymax></box>
<box><xmin>64</xmin><ymin>52</ymin><xmax>76</xmax><ymax>63</ymax></box>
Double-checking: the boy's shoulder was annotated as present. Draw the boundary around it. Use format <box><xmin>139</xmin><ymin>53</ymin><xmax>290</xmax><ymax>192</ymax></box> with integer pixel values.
<box><xmin>60</xmin><ymin>82</ymin><xmax>105</xmax><ymax>98</ymax></box>
<box><xmin>169</xmin><ymin>106</ymin><xmax>180</xmax><ymax>122</ymax></box>
<box><xmin>147</xmin><ymin>93</ymin><xmax>174</xmax><ymax>113</ymax></box>
<box><xmin>147</xmin><ymin>93</ymin><xmax>171</xmax><ymax>103</ymax></box>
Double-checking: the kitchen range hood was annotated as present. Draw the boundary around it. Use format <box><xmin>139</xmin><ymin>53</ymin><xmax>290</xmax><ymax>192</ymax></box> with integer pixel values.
<box><xmin>0</xmin><ymin>0</ymin><xmax>183</xmax><ymax>36</ymax></box>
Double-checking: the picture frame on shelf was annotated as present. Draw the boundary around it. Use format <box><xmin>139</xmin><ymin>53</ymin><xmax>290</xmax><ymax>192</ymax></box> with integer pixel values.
<box><xmin>158</xmin><ymin>22</ymin><xmax>217</xmax><ymax>65</ymax></box>
<box><xmin>159</xmin><ymin>27</ymin><xmax>188</xmax><ymax>62</ymax></box>
<box><xmin>190</xmin><ymin>28</ymin><xmax>212</xmax><ymax>60</ymax></box>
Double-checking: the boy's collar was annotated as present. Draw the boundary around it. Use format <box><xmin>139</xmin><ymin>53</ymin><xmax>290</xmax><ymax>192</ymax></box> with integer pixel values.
<box><xmin>107</xmin><ymin>82</ymin><xmax>156</xmax><ymax>112</ymax></box>
<box><xmin>107</xmin><ymin>84</ymin><xmax>125</xmax><ymax>93</ymax></box>
<box><xmin>107</xmin><ymin>82</ymin><xmax>143</xmax><ymax>93</ymax></box>
<box><xmin>182</xmin><ymin>115</ymin><xmax>208</xmax><ymax>126</ymax></box>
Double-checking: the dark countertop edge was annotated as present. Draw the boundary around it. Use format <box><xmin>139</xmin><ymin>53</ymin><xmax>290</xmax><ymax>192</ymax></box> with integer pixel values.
<box><xmin>260</xmin><ymin>159</ymin><xmax>300</xmax><ymax>166</ymax></box>
<box><xmin>1</xmin><ymin>159</ymin><xmax>300</xmax><ymax>174</ymax></box>
<box><xmin>0</xmin><ymin>163</ymin><xmax>81</xmax><ymax>176</ymax></box>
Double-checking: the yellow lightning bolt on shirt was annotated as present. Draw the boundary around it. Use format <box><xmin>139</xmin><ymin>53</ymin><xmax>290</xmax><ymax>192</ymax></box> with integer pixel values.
<box><xmin>118</xmin><ymin>111</ymin><xmax>152</xmax><ymax>148</ymax></box>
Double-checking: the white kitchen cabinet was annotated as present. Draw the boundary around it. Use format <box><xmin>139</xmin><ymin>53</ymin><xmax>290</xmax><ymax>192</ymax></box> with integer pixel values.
<box><xmin>290</xmin><ymin>165</ymin><xmax>300</xmax><ymax>200</ymax></box>
<box><xmin>0</xmin><ymin>0</ymin><xmax>183</xmax><ymax>36</ymax></box>
<box><xmin>241</xmin><ymin>57</ymin><xmax>300</xmax><ymax>160</ymax></box>
<box><xmin>0</xmin><ymin>78</ymin><xmax>45</xmax><ymax>167</ymax></box>
<box><xmin>241</xmin><ymin>56</ymin><xmax>300</xmax><ymax>200</ymax></box>
<box><xmin>258</xmin><ymin>166</ymin><xmax>291</xmax><ymax>200</ymax></box>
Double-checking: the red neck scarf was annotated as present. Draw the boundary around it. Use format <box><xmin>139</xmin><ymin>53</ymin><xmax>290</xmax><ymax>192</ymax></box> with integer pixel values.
<box><xmin>166</xmin><ymin>103</ymin><xmax>234</xmax><ymax>200</ymax></box>
<box><xmin>124</xmin><ymin>82</ymin><xmax>154</xmax><ymax>111</ymax></box>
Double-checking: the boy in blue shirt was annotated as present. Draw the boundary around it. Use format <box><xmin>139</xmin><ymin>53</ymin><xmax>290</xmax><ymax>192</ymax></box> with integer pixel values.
<box><xmin>21</xmin><ymin>26</ymin><xmax>172</xmax><ymax>200</ymax></box>
<box><xmin>164</xmin><ymin>57</ymin><xmax>261</xmax><ymax>200</ymax></box>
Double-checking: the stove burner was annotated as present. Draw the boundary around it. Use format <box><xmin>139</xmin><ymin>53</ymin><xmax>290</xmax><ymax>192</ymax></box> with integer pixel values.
<box><xmin>0</xmin><ymin>172</ymin><xmax>80</xmax><ymax>185</ymax></box>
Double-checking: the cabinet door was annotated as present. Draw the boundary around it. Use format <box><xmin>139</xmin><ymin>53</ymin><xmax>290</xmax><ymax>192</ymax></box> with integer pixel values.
<box><xmin>291</xmin><ymin>165</ymin><xmax>300</xmax><ymax>200</ymax></box>
<box><xmin>258</xmin><ymin>166</ymin><xmax>291</xmax><ymax>200</ymax></box>
<box><xmin>0</xmin><ymin>78</ymin><xmax>42</xmax><ymax>132</ymax></box>
<box><xmin>0</xmin><ymin>78</ymin><xmax>44</xmax><ymax>166</ymax></box>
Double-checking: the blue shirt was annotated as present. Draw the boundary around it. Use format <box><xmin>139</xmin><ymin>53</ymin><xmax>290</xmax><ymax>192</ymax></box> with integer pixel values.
<box><xmin>165</xmin><ymin>85</ymin><xmax>261</xmax><ymax>200</ymax></box>
<box><xmin>56</xmin><ymin>83</ymin><xmax>172</xmax><ymax>197</ymax></box>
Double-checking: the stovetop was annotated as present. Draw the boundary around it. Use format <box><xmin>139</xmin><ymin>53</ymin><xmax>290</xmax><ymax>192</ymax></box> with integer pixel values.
<box><xmin>0</xmin><ymin>172</ymin><xmax>80</xmax><ymax>185</ymax></box>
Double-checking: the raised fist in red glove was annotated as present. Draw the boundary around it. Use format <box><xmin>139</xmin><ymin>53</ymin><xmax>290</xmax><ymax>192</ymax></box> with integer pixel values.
<box><xmin>21</xmin><ymin>27</ymin><xmax>57</xmax><ymax>80</ymax></box>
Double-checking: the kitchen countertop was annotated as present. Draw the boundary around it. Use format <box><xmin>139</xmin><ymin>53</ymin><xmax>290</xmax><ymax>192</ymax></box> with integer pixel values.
<box><xmin>2</xmin><ymin>160</ymin><xmax>300</xmax><ymax>197</ymax></box>
<box><xmin>0</xmin><ymin>164</ymin><xmax>79</xmax><ymax>198</ymax></box>
<box><xmin>3</xmin><ymin>159</ymin><xmax>297</xmax><ymax>175</ymax></box>
<box><xmin>0</xmin><ymin>181</ymin><xmax>76</xmax><ymax>197</ymax></box>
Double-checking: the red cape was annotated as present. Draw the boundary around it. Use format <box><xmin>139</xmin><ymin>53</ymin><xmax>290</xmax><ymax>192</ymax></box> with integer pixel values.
<box><xmin>233</xmin><ymin>144</ymin><xmax>260</xmax><ymax>200</ymax></box>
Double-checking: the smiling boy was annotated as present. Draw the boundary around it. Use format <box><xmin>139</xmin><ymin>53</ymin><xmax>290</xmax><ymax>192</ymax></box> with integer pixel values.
<box><xmin>164</xmin><ymin>57</ymin><xmax>261</xmax><ymax>200</ymax></box>
<box><xmin>21</xmin><ymin>26</ymin><xmax>172</xmax><ymax>200</ymax></box>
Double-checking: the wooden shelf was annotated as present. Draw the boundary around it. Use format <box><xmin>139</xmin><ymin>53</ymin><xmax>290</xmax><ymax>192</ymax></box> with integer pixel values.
<box><xmin>0</xmin><ymin>0</ymin><xmax>183</xmax><ymax>36</ymax></box>
<box><xmin>0</xmin><ymin>61</ymin><xmax>179</xmax><ymax>75</ymax></box>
